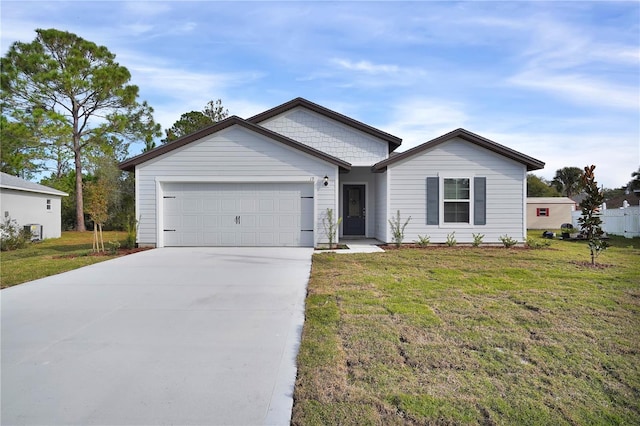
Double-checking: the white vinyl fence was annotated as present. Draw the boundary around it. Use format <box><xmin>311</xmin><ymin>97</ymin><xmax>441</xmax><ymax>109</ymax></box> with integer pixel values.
<box><xmin>572</xmin><ymin>203</ymin><xmax>640</xmax><ymax>239</ymax></box>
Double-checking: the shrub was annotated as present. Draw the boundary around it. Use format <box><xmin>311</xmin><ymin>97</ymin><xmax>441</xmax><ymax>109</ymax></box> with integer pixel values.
<box><xmin>124</xmin><ymin>215</ymin><xmax>138</xmax><ymax>249</ymax></box>
<box><xmin>107</xmin><ymin>240</ymin><xmax>121</xmax><ymax>255</ymax></box>
<box><xmin>446</xmin><ymin>232</ymin><xmax>457</xmax><ymax>247</ymax></box>
<box><xmin>389</xmin><ymin>210</ymin><xmax>411</xmax><ymax>248</ymax></box>
<box><xmin>526</xmin><ymin>237</ymin><xmax>551</xmax><ymax>249</ymax></box>
<box><xmin>0</xmin><ymin>217</ymin><xmax>32</xmax><ymax>251</ymax></box>
<box><xmin>472</xmin><ymin>233</ymin><xmax>484</xmax><ymax>247</ymax></box>
<box><xmin>414</xmin><ymin>235</ymin><xmax>430</xmax><ymax>247</ymax></box>
<box><xmin>499</xmin><ymin>234</ymin><xmax>518</xmax><ymax>248</ymax></box>
<box><xmin>322</xmin><ymin>208</ymin><xmax>342</xmax><ymax>249</ymax></box>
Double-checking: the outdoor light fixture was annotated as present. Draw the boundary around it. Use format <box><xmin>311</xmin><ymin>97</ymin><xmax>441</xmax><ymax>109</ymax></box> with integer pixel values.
<box><xmin>323</xmin><ymin>175</ymin><xmax>329</xmax><ymax>186</ymax></box>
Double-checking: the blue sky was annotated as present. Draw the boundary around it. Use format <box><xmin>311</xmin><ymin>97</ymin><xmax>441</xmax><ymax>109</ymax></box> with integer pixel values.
<box><xmin>2</xmin><ymin>1</ymin><xmax>639</xmax><ymax>189</ymax></box>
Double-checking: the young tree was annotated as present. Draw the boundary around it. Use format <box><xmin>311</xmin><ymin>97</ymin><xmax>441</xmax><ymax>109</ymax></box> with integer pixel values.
<box><xmin>162</xmin><ymin>99</ymin><xmax>229</xmax><ymax>144</ymax></box>
<box><xmin>1</xmin><ymin>28</ymin><xmax>161</xmax><ymax>231</ymax></box>
<box><xmin>85</xmin><ymin>178</ymin><xmax>110</xmax><ymax>252</ymax></box>
<box><xmin>552</xmin><ymin>167</ymin><xmax>584</xmax><ymax>197</ymax></box>
<box><xmin>578</xmin><ymin>165</ymin><xmax>608</xmax><ymax>266</ymax></box>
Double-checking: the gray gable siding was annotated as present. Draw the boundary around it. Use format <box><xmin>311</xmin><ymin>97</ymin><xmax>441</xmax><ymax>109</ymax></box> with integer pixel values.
<box><xmin>259</xmin><ymin>108</ymin><xmax>389</xmax><ymax>166</ymax></box>
<box><xmin>387</xmin><ymin>138</ymin><xmax>527</xmax><ymax>244</ymax></box>
<box><xmin>135</xmin><ymin>125</ymin><xmax>337</xmax><ymax>247</ymax></box>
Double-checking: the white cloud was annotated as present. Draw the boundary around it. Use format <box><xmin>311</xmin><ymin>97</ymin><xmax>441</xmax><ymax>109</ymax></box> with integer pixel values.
<box><xmin>332</xmin><ymin>59</ymin><xmax>400</xmax><ymax>75</ymax></box>
<box><xmin>381</xmin><ymin>99</ymin><xmax>469</xmax><ymax>149</ymax></box>
<box><xmin>509</xmin><ymin>71</ymin><xmax>639</xmax><ymax>110</ymax></box>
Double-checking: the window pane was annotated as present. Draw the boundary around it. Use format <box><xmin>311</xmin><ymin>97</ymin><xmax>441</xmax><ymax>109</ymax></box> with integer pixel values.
<box><xmin>444</xmin><ymin>178</ymin><xmax>469</xmax><ymax>200</ymax></box>
<box><xmin>348</xmin><ymin>188</ymin><xmax>360</xmax><ymax>217</ymax></box>
<box><xmin>444</xmin><ymin>202</ymin><xmax>469</xmax><ymax>223</ymax></box>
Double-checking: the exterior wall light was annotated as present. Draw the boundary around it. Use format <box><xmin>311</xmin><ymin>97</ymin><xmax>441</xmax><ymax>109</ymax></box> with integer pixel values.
<box><xmin>323</xmin><ymin>175</ymin><xmax>329</xmax><ymax>186</ymax></box>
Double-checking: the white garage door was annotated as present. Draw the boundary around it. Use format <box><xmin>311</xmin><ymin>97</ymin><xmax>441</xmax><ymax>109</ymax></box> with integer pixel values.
<box><xmin>162</xmin><ymin>182</ymin><xmax>314</xmax><ymax>247</ymax></box>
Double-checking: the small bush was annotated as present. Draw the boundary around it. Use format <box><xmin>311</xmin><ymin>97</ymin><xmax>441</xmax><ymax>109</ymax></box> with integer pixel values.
<box><xmin>0</xmin><ymin>217</ymin><xmax>32</xmax><ymax>251</ymax></box>
<box><xmin>415</xmin><ymin>235</ymin><xmax>430</xmax><ymax>247</ymax></box>
<box><xmin>389</xmin><ymin>210</ymin><xmax>411</xmax><ymax>248</ymax></box>
<box><xmin>499</xmin><ymin>234</ymin><xmax>518</xmax><ymax>248</ymax></box>
<box><xmin>472</xmin><ymin>233</ymin><xmax>484</xmax><ymax>247</ymax></box>
<box><xmin>124</xmin><ymin>215</ymin><xmax>138</xmax><ymax>249</ymax></box>
<box><xmin>526</xmin><ymin>237</ymin><xmax>551</xmax><ymax>250</ymax></box>
<box><xmin>107</xmin><ymin>240</ymin><xmax>121</xmax><ymax>255</ymax></box>
<box><xmin>446</xmin><ymin>232</ymin><xmax>457</xmax><ymax>247</ymax></box>
<box><xmin>322</xmin><ymin>208</ymin><xmax>342</xmax><ymax>249</ymax></box>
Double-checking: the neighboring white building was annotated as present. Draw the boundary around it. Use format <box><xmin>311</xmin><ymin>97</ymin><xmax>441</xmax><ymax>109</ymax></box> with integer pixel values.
<box><xmin>119</xmin><ymin>98</ymin><xmax>545</xmax><ymax>247</ymax></box>
<box><xmin>0</xmin><ymin>172</ymin><xmax>68</xmax><ymax>239</ymax></box>
<box><xmin>527</xmin><ymin>197</ymin><xmax>576</xmax><ymax>229</ymax></box>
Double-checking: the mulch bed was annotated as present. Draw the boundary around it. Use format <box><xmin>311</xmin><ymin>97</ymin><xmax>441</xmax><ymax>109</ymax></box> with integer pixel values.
<box><xmin>54</xmin><ymin>247</ymin><xmax>151</xmax><ymax>259</ymax></box>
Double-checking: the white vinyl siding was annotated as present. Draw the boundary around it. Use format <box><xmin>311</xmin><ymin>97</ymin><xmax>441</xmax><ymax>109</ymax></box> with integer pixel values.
<box><xmin>259</xmin><ymin>107</ymin><xmax>389</xmax><ymax>165</ymax></box>
<box><xmin>387</xmin><ymin>138</ymin><xmax>527</xmax><ymax>244</ymax></box>
<box><xmin>0</xmin><ymin>189</ymin><xmax>63</xmax><ymax>239</ymax></box>
<box><xmin>135</xmin><ymin>125</ymin><xmax>337</xmax><ymax>247</ymax></box>
<box><xmin>374</xmin><ymin>171</ymin><xmax>388</xmax><ymax>242</ymax></box>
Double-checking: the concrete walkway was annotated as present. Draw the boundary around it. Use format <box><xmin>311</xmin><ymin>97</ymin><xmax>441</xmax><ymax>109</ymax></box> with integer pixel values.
<box><xmin>1</xmin><ymin>247</ymin><xmax>313</xmax><ymax>426</ymax></box>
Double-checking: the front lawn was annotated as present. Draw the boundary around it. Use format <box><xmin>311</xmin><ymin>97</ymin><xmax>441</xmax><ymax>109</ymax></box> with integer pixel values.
<box><xmin>0</xmin><ymin>231</ymin><xmax>140</xmax><ymax>288</ymax></box>
<box><xmin>293</xmin><ymin>235</ymin><xmax>640</xmax><ymax>424</ymax></box>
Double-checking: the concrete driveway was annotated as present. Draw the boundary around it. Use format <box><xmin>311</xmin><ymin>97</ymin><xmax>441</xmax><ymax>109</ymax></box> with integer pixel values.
<box><xmin>1</xmin><ymin>247</ymin><xmax>313</xmax><ymax>425</ymax></box>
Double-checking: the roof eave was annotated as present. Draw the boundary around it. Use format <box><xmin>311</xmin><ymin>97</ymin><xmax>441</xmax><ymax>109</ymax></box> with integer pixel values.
<box><xmin>372</xmin><ymin>128</ymin><xmax>545</xmax><ymax>172</ymax></box>
<box><xmin>119</xmin><ymin>115</ymin><xmax>352</xmax><ymax>172</ymax></box>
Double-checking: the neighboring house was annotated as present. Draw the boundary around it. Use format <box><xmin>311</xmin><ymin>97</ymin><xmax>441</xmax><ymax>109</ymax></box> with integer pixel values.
<box><xmin>526</xmin><ymin>197</ymin><xmax>576</xmax><ymax>229</ymax></box>
<box><xmin>119</xmin><ymin>98</ymin><xmax>544</xmax><ymax>247</ymax></box>
<box><xmin>0</xmin><ymin>172</ymin><xmax>68</xmax><ymax>239</ymax></box>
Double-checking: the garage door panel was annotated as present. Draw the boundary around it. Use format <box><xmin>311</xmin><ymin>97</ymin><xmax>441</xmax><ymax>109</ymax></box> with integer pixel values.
<box><xmin>203</xmin><ymin>199</ymin><xmax>220</xmax><ymax>212</ymax></box>
<box><xmin>163</xmin><ymin>182</ymin><xmax>313</xmax><ymax>247</ymax></box>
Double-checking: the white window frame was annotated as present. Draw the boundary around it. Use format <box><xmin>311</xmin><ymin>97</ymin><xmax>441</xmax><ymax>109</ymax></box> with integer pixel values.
<box><xmin>440</xmin><ymin>176</ymin><xmax>474</xmax><ymax>227</ymax></box>
<box><xmin>46</xmin><ymin>199</ymin><xmax>52</xmax><ymax>212</ymax></box>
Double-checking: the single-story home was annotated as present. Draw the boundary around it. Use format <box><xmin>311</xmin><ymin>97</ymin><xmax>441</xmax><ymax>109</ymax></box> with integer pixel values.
<box><xmin>119</xmin><ymin>98</ymin><xmax>544</xmax><ymax>247</ymax></box>
<box><xmin>0</xmin><ymin>172</ymin><xmax>68</xmax><ymax>240</ymax></box>
<box><xmin>526</xmin><ymin>197</ymin><xmax>576</xmax><ymax>230</ymax></box>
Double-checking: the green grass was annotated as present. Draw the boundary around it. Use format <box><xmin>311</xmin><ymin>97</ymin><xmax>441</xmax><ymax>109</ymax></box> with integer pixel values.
<box><xmin>1</xmin><ymin>231</ymin><xmax>133</xmax><ymax>288</ymax></box>
<box><xmin>293</xmin><ymin>234</ymin><xmax>640</xmax><ymax>425</ymax></box>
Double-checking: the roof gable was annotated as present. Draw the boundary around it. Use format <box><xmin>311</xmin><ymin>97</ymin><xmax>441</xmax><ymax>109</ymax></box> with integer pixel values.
<box><xmin>119</xmin><ymin>116</ymin><xmax>352</xmax><ymax>172</ymax></box>
<box><xmin>247</xmin><ymin>97</ymin><xmax>402</xmax><ymax>151</ymax></box>
<box><xmin>0</xmin><ymin>172</ymin><xmax>68</xmax><ymax>196</ymax></box>
<box><xmin>372</xmin><ymin>128</ymin><xmax>545</xmax><ymax>172</ymax></box>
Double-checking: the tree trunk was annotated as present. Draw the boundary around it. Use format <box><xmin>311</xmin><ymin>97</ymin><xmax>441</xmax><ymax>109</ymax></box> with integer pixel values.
<box><xmin>74</xmin><ymin>146</ymin><xmax>86</xmax><ymax>231</ymax></box>
<box><xmin>72</xmin><ymin>103</ymin><xmax>86</xmax><ymax>232</ymax></box>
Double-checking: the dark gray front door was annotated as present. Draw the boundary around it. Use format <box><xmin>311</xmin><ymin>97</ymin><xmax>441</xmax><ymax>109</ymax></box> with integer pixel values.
<box><xmin>343</xmin><ymin>185</ymin><xmax>365</xmax><ymax>235</ymax></box>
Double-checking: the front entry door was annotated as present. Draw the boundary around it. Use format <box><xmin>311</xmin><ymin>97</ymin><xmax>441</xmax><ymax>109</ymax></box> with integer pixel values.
<box><xmin>343</xmin><ymin>185</ymin><xmax>365</xmax><ymax>235</ymax></box>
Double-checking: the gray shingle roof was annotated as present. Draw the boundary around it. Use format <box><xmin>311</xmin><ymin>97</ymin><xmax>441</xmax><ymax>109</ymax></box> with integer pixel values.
<box><xmin>0</xmin><ymin>172</ymin><xmax>68</xmax><ymax>196</ymax></box>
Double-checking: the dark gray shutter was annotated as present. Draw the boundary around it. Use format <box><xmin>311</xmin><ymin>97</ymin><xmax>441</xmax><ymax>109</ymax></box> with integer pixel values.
<box><xmin>474</xmin><ymin>177</ymin><xmax>486</xmax><ymax>225</ymax></box>
<box><xmin>426</xmin><ymin>177</ymin><xmax>439</xmax><ymax>225</ymax></box>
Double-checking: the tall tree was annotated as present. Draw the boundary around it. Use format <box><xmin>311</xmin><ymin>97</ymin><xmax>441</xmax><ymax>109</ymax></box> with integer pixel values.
<box><xmin>527</xmin><ymin>174</ymin><xmax>561</xmax><ymax>197</ymax></box>
<box><xmin>1</xmin><ymin>28</ymin><xmax>161</xmax><ymax>231</ymax></box>
<box><xmin>552</xmin><ymin>167</ymin><xmax>584</xmax><ymax>197</ymax></box>
<box><xmin>0</xmin><ymin>115</ymin><xmax>41</xmax><ymax>178</ymax></box>
<box><xmin>162</xmin><ymin>99</ymin><xmax>229</xmax><ymax>144</ymax></box>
